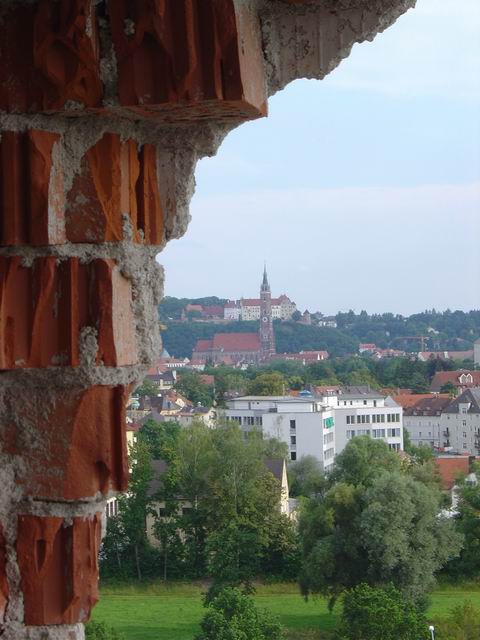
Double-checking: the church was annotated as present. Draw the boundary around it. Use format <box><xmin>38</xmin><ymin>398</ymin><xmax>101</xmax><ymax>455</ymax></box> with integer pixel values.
<box><xmin>192</xmin><ymin>267</ymin><xmax>276</xmax><ymax>365</ymax></box>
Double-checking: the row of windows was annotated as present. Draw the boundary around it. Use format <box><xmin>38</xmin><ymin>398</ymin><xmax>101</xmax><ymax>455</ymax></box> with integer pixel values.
<box><xmin>347</xmin><ymin>428</ymin><xmax>401</xmax><ymax>440</ymax></box>
<box><xmin>342</xmin><ymin>400</ymin><xmax>378</xmax><ymax>406</ymax></box>
<box><xmin>105</xmin><ymin>500</ymin><xmax>118</xmax><ymax>518</ymax></box>
<box><xmin>228</xmin><ymin>415</ymin><xmax>263</xmax><ymax>426</ymax></box>
<box><xmin>346</xmin><ymin>413</ymin><xmax>401</xmax><ymax>425</ymax></box>
<box><xmin>324</xmin><ymin>432</ymin><xmax>334</xmax><ymax>445</ymax></box>
<box><xmin>388</xmin><ymin>443</ymin><xmax>401</xmax><ymax>451</ymax></box>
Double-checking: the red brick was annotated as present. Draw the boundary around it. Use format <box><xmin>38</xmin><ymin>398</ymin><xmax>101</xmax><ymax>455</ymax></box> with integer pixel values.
<box><xmin>17</xmin><ymin>514</ymin><xmax>101</xmax><ymax>625</ymax></box>
<box><xmin>0</xmin><ymin>130</ymin><xmax>65</xmax><ymax>246</ymax></box>
<box><xmin>0</xmin><ymin>257</ymin><xmax>137</xmax><ymax>368</ymax></box>
<box><xmin>4</xmin><ymin>385</ymin><xmax>130</xmax><ymax>500</ymax></box>
<box><xmin>0</xmin><ymin>1</ymin><xmax>101</xmax><ymax>112</ymax></box>
<box><xmin>66</xmin><ymin>134</ymin><xmax>164</xmax><ymax>244</ymax></box>
<box><xmin>108</xmin><ymin>0</ymin><xmax>267</xmax><ymax>120</ymax></box>
<box><xmin>0</xmin><ymin>524</ymin><xmax>8</xmax><ymax>623</ymax></box>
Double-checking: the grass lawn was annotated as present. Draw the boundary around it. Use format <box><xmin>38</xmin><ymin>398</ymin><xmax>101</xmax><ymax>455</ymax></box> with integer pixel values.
<box><xmin>93</xmin><ymin>582</ymin><xmax>480</xmax><ymax>640</ymax></box>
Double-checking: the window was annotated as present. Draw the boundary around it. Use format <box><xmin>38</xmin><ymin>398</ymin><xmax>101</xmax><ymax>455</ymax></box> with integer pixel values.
<box><xmin>182</xmin><ymin>507</ymin><xmax>192</xmax><ymax>516</ymax></box>
<box><xmin>159</xmin><ymin>507</ymin><xmax>166</xmax><ymax>518</ymax></box>
<box><xmin>363</xmin><ymin>400</ymin><xmax>367</xmax><ymax>405</ymax></box>
<box><xmin>373</xmin><ymin>429</ymin><xmax>385</xmax><ymax>438</ymax></box>
<box><xmin>347</xmin><ymin>430</ymin><xmax>356</xmax><ymax>440</ymax></box>
<box><xmin>324</xmin><ymin>447</ymin><xmax>334</xmax><ymax>460</ymax></box>
<box><xmin>290</xmin><ymin>435</ymin><xmax>296</xmax><ymax>445</ymax></box>
<box><xmin>463</xmin><ymin>420</ymin><xmax>467</xmax><ymax>427</ymax></box>
<box><xmin>374</xmin><ymin>400</ymin><xmax>377</xmax><ymax>407</ymax></box>
<box><xmin>357</xmin><ymin>415</ymin><xmax>361</xmax><ymax>424</ymax></box>
<box><xmin>361</xmin><ymin>415</ymin><xmax>366</xmax><ymax>424</ymax></box>
<box><xmin>387</xmin><ymin>428</ymin><xmax>400</xmax><ymax>438</ymax></box>
<box><xmin>366</xmin><ymin>415</ymin><xmax>370</xmax><ymax>423</ymax></box>
<box><xmin>357</xmin><ymin>429</ymin><xmax>370</xmax><ymax>436</ymax></box>
<box><xmin>290</xmin><ymin>420</ymin><xmax>296</xmax><ymax>430</ymax></box>
<box><xmin>290</xmin><ymin>452</ymin><xmax>297</xmax><ymax>461</ymax></box>
<box><xmin>388</xmin><ymin>443</ymin><xmax>400</xmax><ymax>451</ymax></box>
<box><xmin>381</xmin><ymin>414</ymin><xmax>385</xmax><ymax>423</ymax></box>
<box><xmin>346</xmin><ymin>415</ymin><xmax>350</xmax><ymax>425</ymax></box>
<box><xmin>387</xmin><ymin>414</ymin><xmax>392</xmax><ymax>423</ymax></box>
<box><xmin>463</xmin><ymin>443</ymin><xmax>467</xmax><ymax>450</ymax></box>
<box><xmin>463</xmin><ymin>432</ymin><xmax>467</xmax><ymax>438</ymax></box>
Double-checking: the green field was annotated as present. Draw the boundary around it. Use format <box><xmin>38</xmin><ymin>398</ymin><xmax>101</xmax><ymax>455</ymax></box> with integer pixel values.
<box><xmin>93</xmin><ymin>582</ymin><xmax>480</xmax><ymax>640</ymax></box>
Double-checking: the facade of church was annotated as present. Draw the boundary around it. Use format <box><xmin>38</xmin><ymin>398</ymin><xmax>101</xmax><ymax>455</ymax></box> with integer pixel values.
<box><xmin>192</xmin><ymin>268</ymin><xmax>276</xmax><ymax>364</ymax></box>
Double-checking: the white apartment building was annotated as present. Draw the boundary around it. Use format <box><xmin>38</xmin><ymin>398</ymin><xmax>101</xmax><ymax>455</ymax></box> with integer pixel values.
<box><xmin>440</xmin><ymin>388</ymin><xmax>480</xmax><ymax>455</ymax></box>
<box><xmin>403</xmin><ymin>396</ymin><xmax>451</xmax><ymax>449</ymax></box>
<box><xmin>332</xmin><ymin>387</ymin><xmax>404</xmax><ymax>453</ymax></box>
<box><xmin>224</xmin><ymin>395</ymin><xmax>336</xmax><ymax>471</ymax></box>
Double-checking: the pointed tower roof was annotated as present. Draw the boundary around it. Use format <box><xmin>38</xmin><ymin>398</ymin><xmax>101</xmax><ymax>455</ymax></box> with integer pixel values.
<box><xmin>261</xmin><ymin>263</ymin><xmax>270</xmax><ymax>292</ymax></box>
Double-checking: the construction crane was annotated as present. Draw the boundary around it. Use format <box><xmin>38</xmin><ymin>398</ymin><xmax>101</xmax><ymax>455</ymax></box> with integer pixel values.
<box><xmin>390</xmin><ymin>335</ymin><xmax>429</xmax><ymax>351</ymax></box>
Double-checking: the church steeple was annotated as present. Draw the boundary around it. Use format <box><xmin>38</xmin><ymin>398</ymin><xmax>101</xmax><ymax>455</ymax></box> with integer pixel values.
<box><xmin>261</xmin><ymin>263</ymin><xmax>270</xmax><ymax>292</ymax></box>
<box><xmin>259</xmin><ymin>264</ymin><xmax>275</xmax><ymax>360</ymax></box>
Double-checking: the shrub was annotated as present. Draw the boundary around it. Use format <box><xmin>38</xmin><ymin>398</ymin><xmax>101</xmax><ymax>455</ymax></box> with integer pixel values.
<box><xmin>336</xmin><ymin>583</ymin><xmax>429</xmax><ymax>640</ymax></box>
<box><xmin>195</xmin><ymin>587</ymin><xmax>283</xmax><ymax>640</ymax></box>
<box><xmin>435</xmin><ymin>602</ymin><xmax>480</xmax><ymax>639</ymax></box>
<box><xmin>85</xmin><ymin>620</ymin><xmax>125</xmax><ymax>640</ymax></box>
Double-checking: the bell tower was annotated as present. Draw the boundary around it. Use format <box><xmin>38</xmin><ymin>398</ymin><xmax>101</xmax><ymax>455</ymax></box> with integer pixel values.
<box><xmin>259</xmin><ymin>265</ymin><xmax>276</xmax><ymax>360</ymax></box>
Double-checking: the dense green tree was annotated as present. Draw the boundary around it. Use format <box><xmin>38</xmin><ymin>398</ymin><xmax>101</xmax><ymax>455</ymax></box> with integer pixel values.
<box><xmin>195</xmin><ymin>588</ymin><xmax>283</xmax><ymax>640</ymax></box>
<box><xmin>337</xmin><ymin>583</ymin><xmax>429</xmax><ymax>640</ymax></box>
<box><xmin>444</xmin><ymin>471</ymin><xmax>480</xmax><ymax>579</ymax></box>
<box><xmin>246</xmin><ymin>372</ymin><xmax>285</xmax><ymax>396</ymax></box>
<box><xmin>440</xmin><ymin>381</ymin><xmax>458</xmax><ymax>396</ymax></box>
<box><xmin>175</xmin><ymin>371</ymin><xmax>214</xmax><ymax>406</ymax></box>
<box><xmin>135</xmin><ymin>378</ymin><xmax>159</xmax><ymax>397</ymax></box>
<box><xmin>299</xmin><ymin>439</ymin><xmax>462</xmax><ymax>609</ymax></box>
<box><xmin>138</xmin><ymin>419</ymin><xmax>180</xmax><ymax>460</ymax></box>
<box><xmin>85</xmin><ymin>621</ymin><xmax>125</xmax><ymax>640</ymax></box>
<box><xmin>288</xmin><ymin>455</ymin><xmax>326</xmax><ymax>497</ymax></box>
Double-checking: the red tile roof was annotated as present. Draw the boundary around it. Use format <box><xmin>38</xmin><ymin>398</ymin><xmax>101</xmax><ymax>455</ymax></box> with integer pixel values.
<box><xmin>404</xmin><ymin>395</ymin><xmax>452</xmax><ymax>416</ymax></box>
<box><xmin>202</xmin><ymin>305</ymin><xmax>224</xmax><ymax>316</ymax></box>
<box><xmin>212</xmin><ymin>333</ymin><xmax>260</xmax><ymax>352</ymax></box>
<box><xmin>434</xmin><ymin>456</ymin><xmax>479</xmax><ymax>490</ymax></box>
<box><xmin>393</xmin><ymin>393</ymin><xmax>449</xmax><ymax>409</ymax></box>
<box><xmin>430</xmin><ymin>370</ymin><xmax>480</xmax><ymax>392</ymax></box>
<box><xmin>194</xmin><ymin>339</ymin><xmax>213</xmax><ymax>352</ymax></box>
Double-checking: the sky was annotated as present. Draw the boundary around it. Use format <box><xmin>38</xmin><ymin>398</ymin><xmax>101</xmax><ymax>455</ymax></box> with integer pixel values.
<box><xmin>159</xmin><ymin>0</ymin><xmax>480</xmax><ymax>316</ymax></box>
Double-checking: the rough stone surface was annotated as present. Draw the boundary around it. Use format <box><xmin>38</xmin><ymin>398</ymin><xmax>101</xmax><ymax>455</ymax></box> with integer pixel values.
<box><xmin>16</xmin><ymin>514</ymin><xmax>101</xmax><ymax>625</ymax></box>
<box><xmin>0</xmin><ymin>1</ymin><xmax>416</xmax><ymax>638</ymax></box>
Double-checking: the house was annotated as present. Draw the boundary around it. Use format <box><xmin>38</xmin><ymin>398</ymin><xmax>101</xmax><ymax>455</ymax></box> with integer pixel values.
<box><xmin>418</xmin><ymin>351</ymin><xmax>474</xmax><ymax>362</ymax></box>
<box><xmin>175</xmin><ymin>406</ymin><xmax>217</xmax><ymax>428</ymax></box>
<box><xmin>359</xmin><ymin>343</ymin><xmax>376</xmax><ymax>354</ymax></box>
<box><xmin>430</xmin><ymin>370</ymin><xmax>480</xmax><ymax>393</ymax></box>
<box><xmin>146</xmin><ymin>369</ymin><xmax>177</xmax><ymax>390</ymax></box>
<box><xmin>275</xmin><ymin>350</ymin><xmax>329</xmax><ymax>364</ymax></box>
<box><xmin>403</xmin><ymin>395</ymin><xmax>452</xmax><ymax>448</ymax></box>
<box><xmin>440</xmin><ymin>387</ymin><xmax>480</xmax><ymax>454</ymax></box>
<box><xmin>145</xmin><ymin>457</ymin><xmax>291</xmax><ymax>547</ymax></box>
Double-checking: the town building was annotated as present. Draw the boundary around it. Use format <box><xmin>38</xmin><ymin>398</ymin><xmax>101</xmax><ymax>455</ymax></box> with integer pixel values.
<box><xmin>275</xmin><ymin>350</ymin><xmax>329</xmax><ymax>364</ymax></box>
<box><xmin>418</xmin><ymin>350</ymin><xmax>474</xmax><ymax>362</ymax></box>
<box><xmin>430</xmin><ymin>370</ymin><xmax>480</xmax><ymax>393</ymax></box>
<box><xmin>403</xmin><ymin>395</ymin><xmax>452</xmax><ymax>448</ymax></box>
<box><xmin>223</xmin><ymin>293</ymin><xmax>296</xmax><ymax>321</ymax></box>
<box><xmin>440</xmin><ymin>388</ymin><xmax>480</xmax><ymax>455</ymax></box>
<box><xmin>333</xmin><ymin>386</ymin><xmax>404</xmax><ymax>454</ymax></box>
<box><xmin>223</xmin><ymin>395</ymin><xmax>336</xmax><ymax>469</ymax></box>
<box><xmin>193</xmin><ymin>267</ymin><xmax>276</xmax><ymax>364</ymax></box>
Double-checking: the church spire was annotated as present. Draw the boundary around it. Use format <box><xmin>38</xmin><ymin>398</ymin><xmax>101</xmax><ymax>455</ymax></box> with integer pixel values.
<box><xmin>261</xmin><ymin>263</ymin><xmax>270</xmax><ymax>292</ymax></box>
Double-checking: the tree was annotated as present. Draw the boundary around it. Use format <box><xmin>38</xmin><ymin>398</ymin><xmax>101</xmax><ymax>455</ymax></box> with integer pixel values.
<box><xmin>299</xmin><ymin>439</ymin><xmax>462</xmax><ymax>609</ymax></box>
<box><xmin>135</xmin><ymin>378</ymin><xmax>159</xmax><ymax>397</ymax></box>
<box><xmin>444</xmin><ymin>473</ymin><xmax>480</xmax><ymax>579</ymax></box>
<box><xmin>195</xmin><ymin>588</ymin><xmax>283</xmax><ymax>640</ymax></box>
<box><xmin>114</xmin><ymin>441</ymin><xmax>154</xmax><ymax>580</ymax></box>
<box><xmin>288</xmin><ymin>455</ymin><xmax>326</xmax><ymax>497</ymax></box>
<box><xmin>138</xmin><ymin>419</ymin><xmax>180</xmax><ymax>460</ymax></box>
<box><xmin>440</xmin><ymin>381</ymin><xmax>458</xmax><ymax>397</ymax></box>
<box><xmin>85</xmin><ymin>621</ymin><xmax>125</xmax><ymax>640</ymax></box>
<box><xmin>175</xmin><ymin>371</ymin><xmax>214</xmax><ymax>406</ymax></box>
<box><xmin>337</xmin><ymin>583</ymin><xmax>429</xmax><ymax>640</ymax></box>
<box><xmin>291</xmin><ymin>310</ymin><xmax>302</xmax><ymax>321</ymax></box>
<box><xmin>246</xmin><ymin>372</ymin><xmax>285</xmax><ymax>396</ymax></box>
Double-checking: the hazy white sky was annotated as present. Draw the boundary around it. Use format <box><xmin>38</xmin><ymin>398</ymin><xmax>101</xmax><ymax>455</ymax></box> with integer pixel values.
<box><xmin>159</xmin><ymin>0</ymin><xmax>480</xmax><ymax>316</ymax></box>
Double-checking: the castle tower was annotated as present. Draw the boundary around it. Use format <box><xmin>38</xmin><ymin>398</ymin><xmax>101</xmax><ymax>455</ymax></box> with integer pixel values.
<box><xmin>259</xmin><ymin>265</ymin><xmax>276</xmax><ymax>360</ymax></box>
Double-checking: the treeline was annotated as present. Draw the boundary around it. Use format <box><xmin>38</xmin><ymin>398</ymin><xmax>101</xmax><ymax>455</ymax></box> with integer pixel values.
<box><xmin>165</xmin><ymin>356</ymin><xmax>463</xmax><ymax>410</ymax></box>
<box><xmin>159</xmin><ymin>300</ymin><xmax>479</xmax><ymax>356</ymax></box>
<box><xmin>161</xmin><ymin>320</ymin><xmax>357</xmax><ymax>358</ymax></box>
